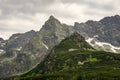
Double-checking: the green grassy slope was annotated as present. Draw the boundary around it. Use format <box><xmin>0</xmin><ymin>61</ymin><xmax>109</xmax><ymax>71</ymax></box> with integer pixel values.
<box><xmin>9</xmin><ymin>33</ymin><xmax>120</xmax><ymax>80</ymax></box>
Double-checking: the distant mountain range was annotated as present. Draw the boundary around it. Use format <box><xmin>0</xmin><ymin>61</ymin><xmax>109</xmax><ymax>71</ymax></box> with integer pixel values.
<box><xmin>9</xmin><ymin>32</ymin><xmax>120</xmax><ymax>80</ymax></box>
<box><xmin>0</xmin><ymin>15</ymin><xmax>120</xmax><ymax>78</ymax></box>
<box><xmin>75</xmin><ymin>15</ymin><xmax>120</xmax><ymax>53</ymax></box>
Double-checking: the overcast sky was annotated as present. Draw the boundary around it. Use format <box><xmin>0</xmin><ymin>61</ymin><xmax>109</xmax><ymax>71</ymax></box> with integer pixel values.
<box><xmin>0</xmin><ymin>0</ymin><xmax>120</xmax><ymax>39</ymax></box>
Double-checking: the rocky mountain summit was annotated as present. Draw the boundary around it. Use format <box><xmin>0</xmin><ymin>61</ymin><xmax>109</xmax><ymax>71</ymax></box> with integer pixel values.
<box><xmin>11</xmin><ymin>32</ymin><xmax>120</xmax><ymax>80</ymax></box>
<box><xmin>0</xmin><ymin>38</ymin><xmax>4</xmax><ymax>41</ymax></box>
<box><xmin>0</xmin><ymin>16</ymin><xmax>74</xmax><ymax>78</ymax></box>
<box><xmin>74</xmin><ymin>15</ymin><xmax>120</xmax><ymax>53</ymax></box>
<box><xmin>0</xmin><ymin>15</ymin><xmax>120</xmax><ymax>78</ymax></box>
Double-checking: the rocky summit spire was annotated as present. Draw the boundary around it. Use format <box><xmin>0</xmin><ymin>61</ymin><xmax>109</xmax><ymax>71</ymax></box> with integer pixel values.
<box><xmin>40</xmin><ymin>15</ymin><xmax>62</xmax><ymax>31</ymax></box>
<box><xmin>49</xmin><ymin>15</ymin><xmax>56</xmax><ymax>20</ymax></box>
<box><xmin>45</xmin><ymin>15</ymin><xmax>61</xmax><ymax>25</ymax></box>
<box><xmin>100</xmin><ymin>15</ymin><xmax>120</xmax><ymax>25</ymax></box>
<box><xmin>0</xmin><ymin>38</ymin><xmax>4</xmax><ymax>41</ymax></box>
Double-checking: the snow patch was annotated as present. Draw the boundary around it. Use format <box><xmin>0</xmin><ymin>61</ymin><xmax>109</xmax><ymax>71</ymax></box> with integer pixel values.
<box><xmin>93</xmin><ymin>35</ymin><xmax>98</xmax><ymax>38</ymax></box>
<box><xmin>42</xmin><ymin>42</ymin><xmax>49</xmax><ymax>50</ymax></box>
<box><xmin>78</xmin><ymin>61</ymin><xmax>84</xmax><ymax>65</ymax></box>
<box><xmin>86</xmin><ymin>38</ymin><xmax>94</xmax><ymax>46</ymax></box>
<box><xmin>0</xmin><ymin>49</ymin><xmax>5</xmax><ymax>54</ymax></box>
<box><xmin>0</xmin><ymin>49</ymin><xmax>4</xmax><ymax>52</ymax></box>
<box><xmin>86</xmin><ymin>38</ymin><xmax>120</xmax><ymax>53</ymax></box>
<box><xmin>68</xmin><ymin>48</ymin><xmax>78</xmax><ymax>52</ymax></box>
<box><xmin>95</xmin><ymin>41</ymin><xmax>120</xmax><ymax>53</ymax></box>
<box><xmin>78</xmin><ymin>61</ymin><xmax>88</xmax><ymax>65</ymax></box>
<box><xmin>16</xmin><ymin>47</ymin><xmax>22</xmax><ymax>51</ymax></box>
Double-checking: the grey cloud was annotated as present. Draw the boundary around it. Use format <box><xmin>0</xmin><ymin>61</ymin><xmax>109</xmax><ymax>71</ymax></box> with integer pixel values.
<box><xmin>0</xmin><ymin>0</ymin><xmax>55</xmax><ymax>16</ymax></box>
<box><xmin>60</xmin><ymin>0</ymin><xmax>118</xmax><ymax>19</ymax></box>
<box><xmin>0</xmin><ymin>0</ymin><xmax>117</xmax><ymax>18</ymax></box>
<box><xmin>0</xmin><ymin>24</ymin><xmax>28</xmax><ymax>32</ymax></box>
<box><xmin>86</xmin><ymin>1</ymin><xmax>114</xmax><ymax>11</ymax></box>
<box><xmin>0</xmin><ymin>0</ymin><xmax>119</xmax><ymax>39</ymax></box>
<box><xmin>61</xmin><ymin>0</ymin><xmax>115</xmax><ymax>11</ymax></box>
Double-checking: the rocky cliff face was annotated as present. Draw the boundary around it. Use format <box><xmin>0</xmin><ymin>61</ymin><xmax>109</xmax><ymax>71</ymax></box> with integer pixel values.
<box><xmin>6</xmin><ymin>30</ymin><xmax>36</xmax><ymax>50</ymax></box>
<box><xmin>74</xmin><ymin>15</ymin><xmax>120</xmax><ymax>53</ymax></box>
<box><xmin>0</xmin><ymin>30</ymin><xmax>37</xmax><ymax>77</ymax></box>
<box><xmin>20</xmin><ymin>15</ymin><xmax>74</xmax><ymax>74</ymax></box>
<box><xmin>0</xmin><ymin>16</ymin><xmax>74</xmax><ymax>78</ymax></box>
<box><xmin>0</xmin><ymin>15</ymin><xmax>120</xmax><ymax>78</ymax></box>
<box><xmin>39</xmin><ymin>16</ymin><xmax>74</xmax><ymax>48</ymax></box>
<box><xmin>0</xmin><ymin>38</ymin><xmax>3</xmax><ymax>41</ymax></box>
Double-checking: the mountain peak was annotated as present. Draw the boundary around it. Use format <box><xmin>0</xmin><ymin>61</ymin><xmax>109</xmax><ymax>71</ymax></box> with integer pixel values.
<box><xmin>49</xmin><ymin>15</ymin><xmax>56</xmax><ymax>20</ymax></box>
<box><xmin>74</xmin><ymin>22</ymin><xmax>80</xmax><ymax>25</ymax></box>
<box><xmin>41</xmin><ymin>15</ymin><xmax>61</xmax><ymax>30</ymax></box>
<box><xmin>100</xmin><ymin>15</ymin><xmax>120</xmax><ymax>25</ymax></box>
<box><xmin>46</xmin><ymin>15</ymin><xmax>60</xmax><ymax>24</ymax></box>
<box><xmin>114</xmin><ymin>14</ymin><xmax>120</xmax><ymax>18</ymax></box>
<box><xmin>26</xmin><ymin>30</ymin><xmax>36</xmax><ymax>34</ymax></box>
<box><xmin>102</xmin><ymin>15</ymin><xmax>120</xmax><ymax>20</ymax></box>
<box><xmin>0</xmin><ymin>38</ymin><xmax>4</xmax><ymax>41</ymax></box>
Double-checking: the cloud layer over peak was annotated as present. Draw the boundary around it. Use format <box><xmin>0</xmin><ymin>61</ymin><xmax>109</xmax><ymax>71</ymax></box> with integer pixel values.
<box><xmin>0</xmin><ymin>0</ymin><xmax>119</xmax><ymax>39</ymax></box>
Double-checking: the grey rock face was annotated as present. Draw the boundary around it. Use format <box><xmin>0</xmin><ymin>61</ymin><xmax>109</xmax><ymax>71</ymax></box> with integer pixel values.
<box><xmin>0</xmin><ymin>30</ymin><xmax>37</xmax><ymax>77</ymax></box>
<box><xmin>99</xmin><ymin>15</ymin><xmax>120</xmax><ymax>46</ymax></box>
<box><xmin>39</xmin><ymin>16</ymin><xmax>74</xmax><ymax>48</ymax></box>
<box><xmin>6</xmin><ymin>30</ymin><xmax>36</xmax><ymax>50</ymax></box>
<box><xmin>74</xmin><ymin>15</ymin><xmax>120</xmax><ymax>53</ymax></box>
<box><xmin>0</xmin><ymin>38</ymin><xmax>4</xmax><ymax>41</ymax></box>
<box><xmin>20</xmin><ymin>15</ymin><xmax>74</xmax><ymax>75</ymax></box>
<box><xmin>0</xmin><ymin>16</ymin><xmax>74</xmax><ymax>78</ymax></box>
<box><xmin>0</xmin><ymin>38</ymin><xmax>5</xmax><ymax>49</ymax></box>
<box><xmin>74</xmin><ymin>15</ymin><xmax>120</xmax><ymax>47</ymax></box>
<box><xmin>0</xmin><ymin>15</ymin><xmax>120</xmax><ymax>78</ymax></box>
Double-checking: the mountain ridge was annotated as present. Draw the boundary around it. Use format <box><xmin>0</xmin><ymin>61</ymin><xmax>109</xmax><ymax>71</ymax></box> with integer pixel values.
<box><xmin>74</xmin><ymin>15</ymin><xmax>120</xmax><ymax>53</ymax></box>
<box><xmin>0</xmin><ymin>15</ymin><xmax>74</xmax><ymax>78</ymax></box>
<box><xmin>11</xmin><ymin>32</ymin><xmax>120</xmax><ymax>80</ymax></box>
<box><xmin>0</xmin><ymin>15</ymin><xmax>120</xmax><ymax>78</ymax></box>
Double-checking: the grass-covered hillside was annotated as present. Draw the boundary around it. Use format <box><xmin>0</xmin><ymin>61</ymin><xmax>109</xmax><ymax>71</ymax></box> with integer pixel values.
<box><xmin>9</xmin><ymin>33</ymin><xmax>120</xmax><ymax>80</ymax></box>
